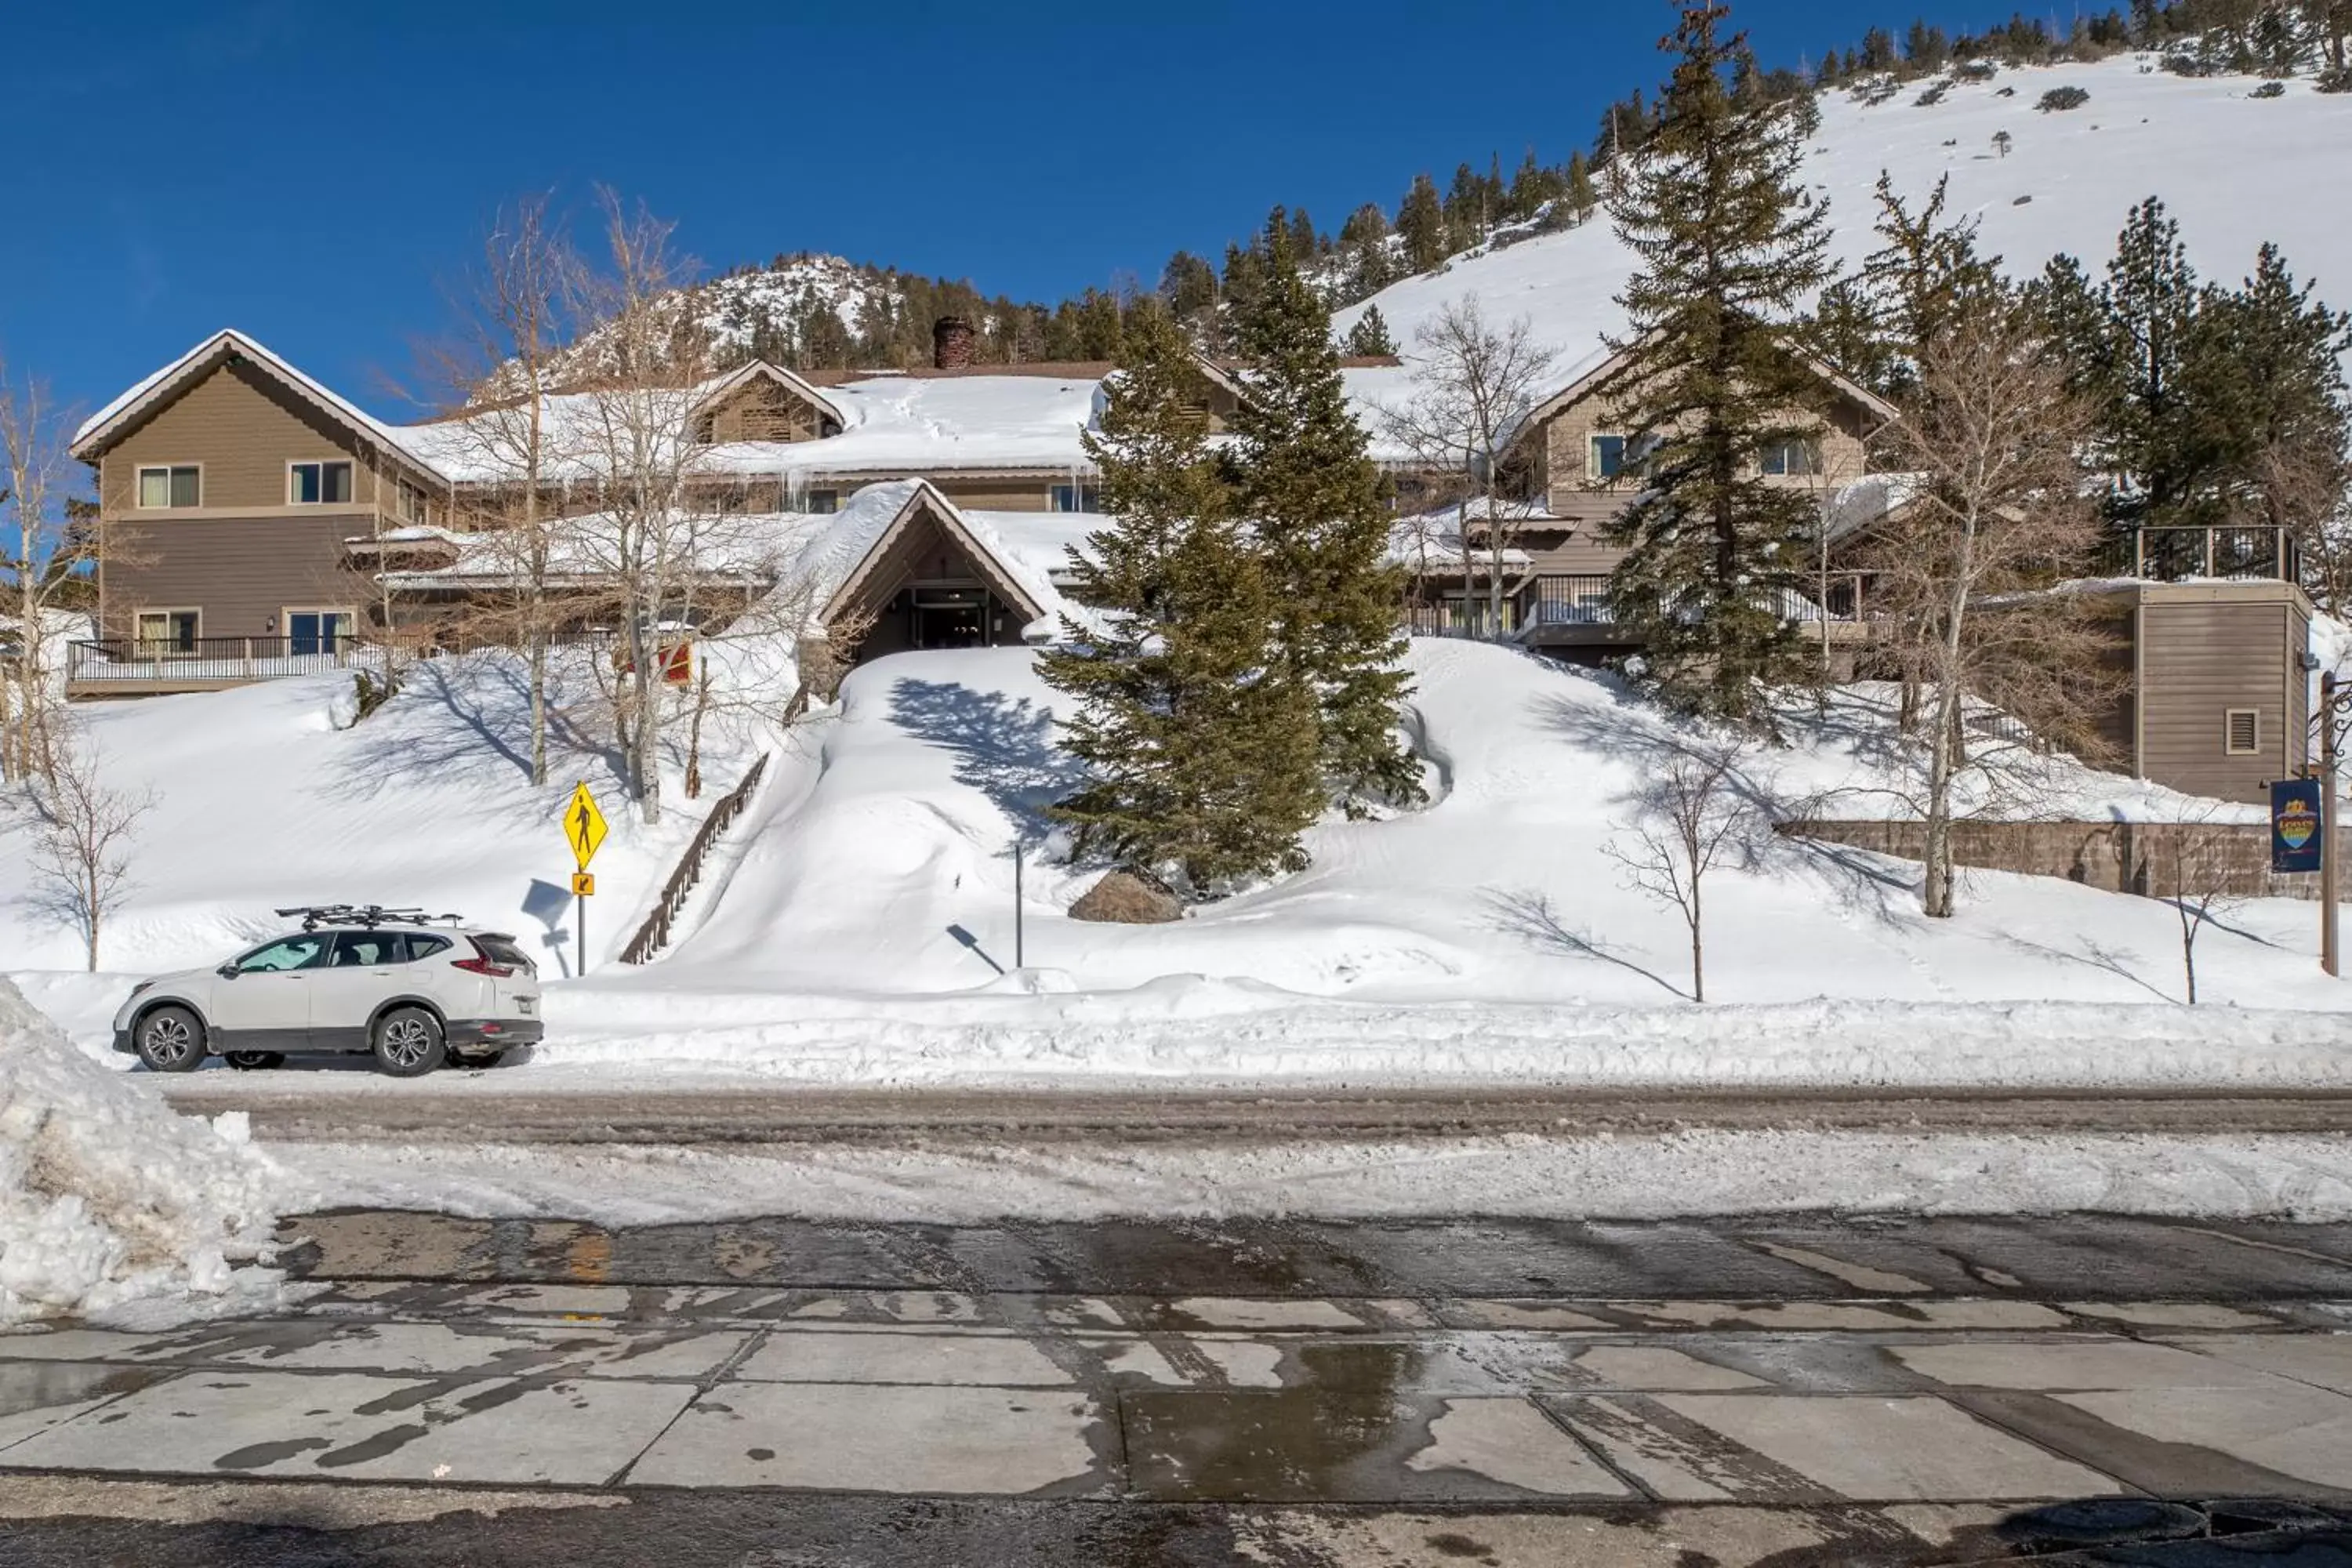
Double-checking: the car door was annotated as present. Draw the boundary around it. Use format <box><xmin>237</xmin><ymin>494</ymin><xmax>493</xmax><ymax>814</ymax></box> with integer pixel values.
<box><xmin>213</xmin><ymin>933</ymin><xmax>328</xmax><ymax>1047</ymax></box>
<box><xmin>309</xmin><ymin>930</ymin><xmax>404</xmax><ymax>1051</ymax></box>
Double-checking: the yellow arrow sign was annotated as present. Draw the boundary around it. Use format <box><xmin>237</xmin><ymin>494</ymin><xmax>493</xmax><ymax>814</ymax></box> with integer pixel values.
<box><xmin>564</xmin><ymin>782</ymin><xmax>608</xmax><ymax>870</ymax></box>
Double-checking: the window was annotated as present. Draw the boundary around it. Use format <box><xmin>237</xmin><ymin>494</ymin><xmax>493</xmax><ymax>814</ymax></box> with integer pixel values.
<box><xmin>282</xmin><ymin>608</ymin><xmax>354</xmax><ymax>655</ymax></box>
<box><xmin>329</xmin><ymin>931</ymin><xmax>403</xmax><ymax>967</ymax></box>
<box><xmin>396</xmin><ymin>480</ymin><xmax>431</xmax><ymax>525</ymax></box>
<box><xmin>1589</xmin><ymin>434</ymin><xmax>1627</xmax><ymax>481</ymax></box>
<box><xmin>1050</xmin><ymin>483</ymin><xmax>1102</xmax><ymax>514</ymax></box>
<box><xmin>2225</xmin><ymin>708</ymin><xmax>2261</xmax><ymax>756</ymax></box>
<box><xmin>470</xmin><ymin>934</ymin><xmax>535</xmax><ymax>975</ymax></box>
<box><xmin>134</xmin><ymin>609</ymin><xmax>200</xmax><ymax>654</ymax></box>
<box><xmin>235</xmin><ymin>934</ymin><xmax>328</xmax><ymax>973</ymax></box>
<box><xmin>289</xmin><ymin>459</ymin><xmax>354</xmax><ymax>505</ymax></box>
<box><xmin>804</xmin><ymin>488</ymin><xmax>839</xmax><ymax>514</ymax></box>
<box><xmin>136</xmin><ymin>465</ymin><xmax>201</xmax><ymax>508</ymax></box>
<box><xmin>407</xmin><ymin>934</ymin><xmax>452</xmax><ymax>963</ymax></box>
<box><xmin>1761</xmin><ymin>438</ymin><xmax>1822</xmax><ymax>477</ymax></box>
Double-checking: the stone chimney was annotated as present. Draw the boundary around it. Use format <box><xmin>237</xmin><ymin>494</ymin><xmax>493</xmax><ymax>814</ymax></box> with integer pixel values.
<box><xmin>931</xmin><ymin>315</ymin><xmax>975</xmax><ymax>370</ymax></box>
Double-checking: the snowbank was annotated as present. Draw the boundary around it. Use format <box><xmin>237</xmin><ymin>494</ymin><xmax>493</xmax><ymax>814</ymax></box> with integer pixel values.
<box><xmin>272</xmin><ymin>1129</ymin><xmax>2352</xmax><ymax>1226</ymax></box>
<box><xmin>0</xmin><ymin>978</ymin><xmax>292</xmax><ymax>1325</ymax></box>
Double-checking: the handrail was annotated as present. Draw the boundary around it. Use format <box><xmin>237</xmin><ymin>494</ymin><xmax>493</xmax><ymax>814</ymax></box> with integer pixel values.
<box><xmin>616</xmin><ymin>751</ymin><xmax>770</xmax><ymax>965</ymax></box>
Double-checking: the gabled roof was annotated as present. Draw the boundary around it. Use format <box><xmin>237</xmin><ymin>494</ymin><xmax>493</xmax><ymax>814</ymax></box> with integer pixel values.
<box><xmin>814</xmin><ymin>478</ymin><xmax>1051</xmax><ymax>627</ymax></box>
<box><xmin>1508</xmin><ymin>332</ymin><xmax>1901</xmax><ymax>448</ymax></box>
<box><xmin>689</xmin><ymin>359</ymin><xmax>849</xmax><ymax>431</ymax></box>
<box><xmin>69</xmin><ymin>328</ymin><xmax>446</xmax><ymax>485</ymax></box>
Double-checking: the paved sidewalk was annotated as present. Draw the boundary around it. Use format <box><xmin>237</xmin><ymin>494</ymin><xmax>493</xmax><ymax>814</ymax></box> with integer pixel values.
<box><xmin>5</xmin><ymin>1214</ymin><xmax>2352</xmax><ymax>1563</ymax></box>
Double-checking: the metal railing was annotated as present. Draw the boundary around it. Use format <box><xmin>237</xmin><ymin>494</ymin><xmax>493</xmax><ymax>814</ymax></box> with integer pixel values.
<box><xmin>2107</xmin><ymin>525</ymin><xmax>2297</xmax><ymax>583</ymax></box>
<box><xmin>618</xmin><ymin>752</ymin><xmax>771</xmax><ymax>966</ymax></box>
<box><xmin>65</xmin><ymin>635</ymin><xmax>369</xmax><ymax>687</ymax></box>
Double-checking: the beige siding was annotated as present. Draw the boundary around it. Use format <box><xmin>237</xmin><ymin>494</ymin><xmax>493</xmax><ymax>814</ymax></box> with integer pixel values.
<box><xmin>1517</xmin><ymin>527</ymin><xmax>1627</xmax><ymax>575</ymax></box>
<box><xmin>100</xmin><ymin>361</ymin><xmax>379</xmax><ymax>514</ymax></box>
<box><xmin>700</xmin><ymin>377</ymin><xmax>827</xmax><ymax>443</ymax></box>
<box><xmin>929</xmin><ymin>477</ymin><xmax>1054</xmax><ymax>512</ymax></box>
<box><xmin>1536</xmin><ymin>391</ymin><xmax>1871</xmax><ymax>517</ymax></box>
<box><xmin>104</xmin><ymin>515</ymin><xmax>377</xmax><ymax>641</ymax></box>
<box><xmin>2138</xmin><ymin>597</ymin><xmax>2303</xmax><ymax>801</ymax></box>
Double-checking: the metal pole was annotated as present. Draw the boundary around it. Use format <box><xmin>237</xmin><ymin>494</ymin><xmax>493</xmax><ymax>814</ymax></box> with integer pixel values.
<box><xmin>1014</xmin><ymin>838</ymin><xmax>1025</xmax><ymax>970</ymax></box>
<box><xmin>578</xmin><ymin>891</ymin><xmax>588</xmax><ymax>978</ymax></box>
<box><xmin>2325</xmin><ymin>674</ymin><xmax>2340</xmax><ymax>978</ymax></box>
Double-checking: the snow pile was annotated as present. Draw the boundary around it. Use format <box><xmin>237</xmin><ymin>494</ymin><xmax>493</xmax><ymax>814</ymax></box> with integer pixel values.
<box><xmin>0</xmin><ymin>978</ymin><xmax>292</xmax><ymax>1324</ymax></box>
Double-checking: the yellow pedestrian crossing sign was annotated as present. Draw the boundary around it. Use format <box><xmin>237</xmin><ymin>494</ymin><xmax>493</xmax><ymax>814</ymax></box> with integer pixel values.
<box><xmin>564</xmin><ymin>782</ymin><xmax>608</xmax><ymax>870</ymax></box>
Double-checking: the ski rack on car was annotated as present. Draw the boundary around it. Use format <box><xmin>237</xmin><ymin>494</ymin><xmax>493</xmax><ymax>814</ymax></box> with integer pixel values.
<box><xmin>273</xmin><ymin>905</ymin><xmax>466</xmax><ymax>932</ymax></box>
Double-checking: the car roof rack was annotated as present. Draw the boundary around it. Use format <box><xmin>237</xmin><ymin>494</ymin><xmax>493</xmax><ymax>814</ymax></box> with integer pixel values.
<box><xmin>273</xmin><ymin>904</ymin><xmax>465</xmax><ymax>932</ymax></box>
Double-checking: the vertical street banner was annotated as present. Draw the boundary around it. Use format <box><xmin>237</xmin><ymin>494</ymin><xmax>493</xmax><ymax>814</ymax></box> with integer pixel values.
<box><xmin>2270</xmin><ymin>778</ymin><xmax>2324</xmax><ymax>874</ymax></box>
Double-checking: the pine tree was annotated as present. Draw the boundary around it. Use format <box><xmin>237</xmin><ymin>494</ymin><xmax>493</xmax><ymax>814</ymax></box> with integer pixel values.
<box><xmin>1342</xmin><ymin>305</ymin><xmax>1398</xmax><ymax>356</ymax></box>
<box><xmin>1595</xmin><ymin>0</ymin><xmax>1835</xmax><ymax>727</ymax></box>
<box><xmin>1229</xmin><ymin>216</ymin><xmax>1425</xmax><ymax>813</ymax></box>
<box><xmin>1039</xmin><ymin>303</ymin><xmax>1322</xmax><ymax>890</ymax></box>
<box><xmin>1565</xmin><ymin>149</ymin><xmax>1599</xmax><ymax>216</ymax></box>
<box><xmin>1398</xmin><ymin>173</ymin><xmax>1447</xmax><ymax>271</ymax></box>
<box><xmin>1838</xmin><ymin>172</ymin><xmax>2005</xmax><ymax>399</ymax></box>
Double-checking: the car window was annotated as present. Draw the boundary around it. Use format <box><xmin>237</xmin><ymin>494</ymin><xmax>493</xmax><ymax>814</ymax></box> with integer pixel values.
<box><xmin>329</xmin><ymin>931</ymin><xmax>403</xmax><ymax>967</ymax></box>
<box><xmin>237</xmin><ymin>935</ymin><xmax>328</xmax><ymax>972</ymax></box>
<box><xmin>408</xmin><ymin>934</ymin><xmax>452</xmax><ymax>962</ymax></box>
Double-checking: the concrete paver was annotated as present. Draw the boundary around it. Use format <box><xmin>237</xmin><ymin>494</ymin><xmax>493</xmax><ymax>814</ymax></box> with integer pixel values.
<box><xmin>624</xmin><ymin>1381</ymin><xmax>1107</xmax><ymax>1494</ymax></box>
<box><xmin>2056</xmin><ymin>1384</ymin><xmax>2352</xmax><ymax>1492</ymax></box>
<box><xmin>730</xmin><ymin>1327</ymin><xmax>1072</xmax><ymax>1385</ymax></box>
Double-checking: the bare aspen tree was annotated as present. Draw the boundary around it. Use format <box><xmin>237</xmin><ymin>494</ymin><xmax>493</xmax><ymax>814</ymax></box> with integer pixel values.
<box><xmin>1865</xmin><ymin>302</ymin><xmax>2114</xmax><ymax>919</ymax></box>
<box><xmin>424</xmin><ymin>195</ymin><xmax>580</xmax><ymax>782</ymax></box>
<box><xmin>29</xmin><ymin>733</ymin><xmax>153</xmax><ymax>971</ymax></box>
<box><xmin>564</xmin><ymin>189</ymin><xmax>710</xmax><ymax>826</ymax></box>
<box><xmin>2158</xmin><ymin>818</ymin><xmax>2246</xmax><ymax>1006</ymax></box>
<box><xmin>0</xmin><ymin>360</ymin><xmax>92</xmax><ymax>785</ymax></box>
<box><xmin>1603</xmin><ymin>739</ymin><xmax>1756</xmax><ymax>1003</ymax></box>
<box><xmin>1382</xmin><ymin>298</ymin><xmax>1556</xmax><ymax>632</ymax></box>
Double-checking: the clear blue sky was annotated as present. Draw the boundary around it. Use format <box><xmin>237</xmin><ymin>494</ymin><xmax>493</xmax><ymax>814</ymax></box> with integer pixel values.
<box><xmin>2</xmin><ymin>0</ymin><xmax>2001</xmax><ymax>427</ymax></box>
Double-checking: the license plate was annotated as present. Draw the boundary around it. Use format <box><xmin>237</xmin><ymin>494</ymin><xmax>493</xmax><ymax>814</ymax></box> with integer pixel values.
<box><xmin>517</xmin><ymin>998</ymin><xmax>535</xmax><ymax>1015</ymax></box>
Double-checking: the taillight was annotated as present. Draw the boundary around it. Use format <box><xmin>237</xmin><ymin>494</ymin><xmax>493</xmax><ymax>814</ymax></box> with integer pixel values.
<box><xmin>456</xmin><ymin>938</ymin><xmax>515</xmax><ymax>978</ymax></box>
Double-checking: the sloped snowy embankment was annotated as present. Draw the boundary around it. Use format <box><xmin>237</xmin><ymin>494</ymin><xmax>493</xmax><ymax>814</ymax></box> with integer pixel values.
<box><xmin>0</xmin><ymin>978</ymin><xmax>292</xmax><ymax>1326</ymax></box>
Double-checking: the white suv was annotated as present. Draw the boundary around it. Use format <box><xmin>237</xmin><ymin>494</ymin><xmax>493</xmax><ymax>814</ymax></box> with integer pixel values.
<box><xmin>113</xmin><ymin>908</ymin><xmax>543</xmax><ymax>1076</ymax></box>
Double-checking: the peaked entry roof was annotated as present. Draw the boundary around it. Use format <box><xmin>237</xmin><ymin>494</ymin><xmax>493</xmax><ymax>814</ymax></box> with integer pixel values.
<box><xmin>809</xmin><ymin>479</ymin><xmax>1053</xmax><ymax>629</ymax></box>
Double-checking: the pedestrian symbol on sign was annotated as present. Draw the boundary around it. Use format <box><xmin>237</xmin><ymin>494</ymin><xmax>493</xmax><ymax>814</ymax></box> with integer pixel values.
<box><xmin>565</xmin><ymin>782</ymin><xmax>608</xmax><ymax>871</ymax></box>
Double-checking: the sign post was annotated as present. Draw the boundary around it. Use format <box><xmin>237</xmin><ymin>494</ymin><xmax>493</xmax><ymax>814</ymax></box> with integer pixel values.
<box><xmin>564</xmin><ymin>782</ymin><xmax>608</xmax><ymax>977</ymax></box>
<box><xmin>2326</xmin><ymin>673</ymin><xmax>2343</xmax><ymax>978</ymax></box>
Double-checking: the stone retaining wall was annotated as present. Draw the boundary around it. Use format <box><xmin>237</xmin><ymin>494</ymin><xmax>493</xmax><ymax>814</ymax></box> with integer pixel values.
<box><xmin>1779</xmin><ymin>818</ymin><xmax>2332</xmax><ymax>902</ymax></box>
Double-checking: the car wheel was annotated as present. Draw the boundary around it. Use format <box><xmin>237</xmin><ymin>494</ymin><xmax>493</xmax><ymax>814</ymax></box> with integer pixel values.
<box><xmin>224</xmin><ymin>1051</ymin><xmax>285</xmax><ymax>1071</ymax></box>
<box><xmin>134</xmin><ymin>1006</ymin><xmax>208</xmax><ymax>1073</ymax></box>
<box><xmin>371</xmin><ymin>1007</ymin><xmax>446</xmax><ymax>1077</ymax></box>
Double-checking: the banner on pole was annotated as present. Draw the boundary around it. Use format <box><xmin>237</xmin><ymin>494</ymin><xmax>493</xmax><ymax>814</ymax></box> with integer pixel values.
<box><xmin>2271</xmin><ymin>777</ymin><xmax>2325</xmax><ymax>873</ymax></box>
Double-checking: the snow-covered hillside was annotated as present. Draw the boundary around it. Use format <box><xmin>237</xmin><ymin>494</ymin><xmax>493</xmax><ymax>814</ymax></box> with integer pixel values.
<box><xmin>11</xmin><ymin>641</ymin><xmax>2351</xmax><ymax>1085</ymax></box>
<box><xmin>0</xmin><ymin>647</ymin><xmax>769</xmax><ymax>981</ymax></box>
<box><xmin>1336</xmin><ymin>53</ymin><xmax>2352</xmax><ymax>374</ymax></box>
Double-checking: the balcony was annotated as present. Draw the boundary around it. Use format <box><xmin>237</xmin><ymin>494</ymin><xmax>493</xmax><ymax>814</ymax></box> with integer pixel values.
<box><xmin>2107</xmin><ymin>525</ymin><xmax>2299</xmax><ymax>584</ymax></box>
<box><xmin>65</xmin><ymin>636</ymin><xmax>371</xmax><ymax>698</ymax></box>
<box><xmin>1402</xmin><ymin>574</ymin><xmax>1873</xmax><ymax>647</ymax></box>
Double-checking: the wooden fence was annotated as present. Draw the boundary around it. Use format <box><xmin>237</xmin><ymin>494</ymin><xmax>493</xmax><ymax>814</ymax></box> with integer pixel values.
<box><xmin>617</xmin><ymin>752</ymin><xmax>771</xmax><ymax>964</ymax></box>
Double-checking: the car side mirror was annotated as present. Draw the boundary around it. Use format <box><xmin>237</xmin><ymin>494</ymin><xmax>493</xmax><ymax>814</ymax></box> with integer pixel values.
<box><xmin>217</xmin><ymin>963</ymin><xmax>239</xmax><ymax>978</ymax></box>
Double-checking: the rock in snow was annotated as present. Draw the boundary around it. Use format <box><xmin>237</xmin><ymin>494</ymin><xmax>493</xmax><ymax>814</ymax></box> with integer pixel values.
<box><xmin>0</xmin><ymin>978</ymin><xmax>291</xmax><ymax>1326</ymax></box>
<box><xmin>1068</xmin><ymin>870</ymin><xmax>1184</xmax><ymax>924</ymax></box>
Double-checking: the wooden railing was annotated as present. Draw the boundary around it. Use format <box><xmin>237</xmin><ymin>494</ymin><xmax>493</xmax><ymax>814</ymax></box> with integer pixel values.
<box><xmin>2105</xmin><ymin>524</ymin><xmax>2298</xmax><ymax>583</ymax></box>
<box><xmin>67</xmin><ymin>634</ymin><xmax>369</xmax><ymax>686</ymax></box>
<box><xmin>617</xmin><ymin>751</ymin><xmax>770</xmax><ymax>965</ymax></box>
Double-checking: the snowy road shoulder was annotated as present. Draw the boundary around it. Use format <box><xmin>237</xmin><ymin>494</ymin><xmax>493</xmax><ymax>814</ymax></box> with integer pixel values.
<box><xmin>269</xmin><ymin>1127</ymin><xmax>2352</xmax><ymax>1227</ymax></box>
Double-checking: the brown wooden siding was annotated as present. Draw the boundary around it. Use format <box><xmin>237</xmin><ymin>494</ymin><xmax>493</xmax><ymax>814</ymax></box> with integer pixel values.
<box><xmin>103</xmin><ymin>515</ymin><xmax>378</xmax><ymax>641</ymax></box>
<box><xmin>2137</xmin><ymin>597</ymin><xmax>2303</xmax><ymax>802</ymax></box>
<box><xmin>699</xmin><ymin>376</ymin><xmax>828</xmax><ymax>443</ymax></box>
<box><xmin>927</xmin><ymin>478</ymin><xmax>1056</xmax><ymax>512</ymax></box>
<box><xmin>1535</xmin><ymin>390</ymin><xmax>1871</xmax><ymax>517</ymax></box>
<box><xmin>99</xmin><ymin>361</ymin><xmax>379</xmax><ymax>514</ymax></box>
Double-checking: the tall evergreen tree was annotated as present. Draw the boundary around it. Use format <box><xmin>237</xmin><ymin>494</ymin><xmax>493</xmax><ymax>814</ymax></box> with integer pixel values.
<box><xmin>1039</xmin><ymin>303</ymin><xmax>1322</xmax><ymax>889</ymax></box>
<box><xmin>2195</xmin><ymin>244</ymin><xmax>2351</xmax><ymax>550</ymax></box>
<box><xmin>1595</xmin><ymin>0</ymin><xmax>1836</xmax><ymax>726</ymax></box>
<box><xmin>1229</xmin><ymin>216</ymin><xmax>1425</xmax><ymax>812</ymax></box>
<box><xmin>1398</xmin><ymin>174</ymin><xmax>1447</xmax><ymax>271</ymax></box>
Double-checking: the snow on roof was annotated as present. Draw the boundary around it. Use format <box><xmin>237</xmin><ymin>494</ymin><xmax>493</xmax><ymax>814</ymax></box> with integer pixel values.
<box><xmin>697</xmin><ymin>372</ymin><xmax>1108</xmax><ymax>480</ymax></box>
<box><xmin>71</xmin><ymin>329</ymin><xmax>441</xmax><ymax>478</ymax></box>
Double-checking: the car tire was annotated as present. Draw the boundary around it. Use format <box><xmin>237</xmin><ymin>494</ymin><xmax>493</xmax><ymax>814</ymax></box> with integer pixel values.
<box><xmin>223</xmin><ymin>1050</ymin><xmax>285</xmax><ymax>1071</ymax></box>
<box><xmin>371</xmin><ymin>1007</ymin><xmax>446</xmax><ymax>1078</ymax></box>
<box><xmin>134</xmin><ymin>1006</ymin><xmax>208</xmax><ymax>1073</ymax></box>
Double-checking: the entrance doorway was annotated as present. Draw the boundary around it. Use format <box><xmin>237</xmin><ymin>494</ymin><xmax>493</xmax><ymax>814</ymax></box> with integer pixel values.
<box><xmin>910</xmin><ymin>586</ymin><xmax>990</xmax><ymax>649</ymax></box>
